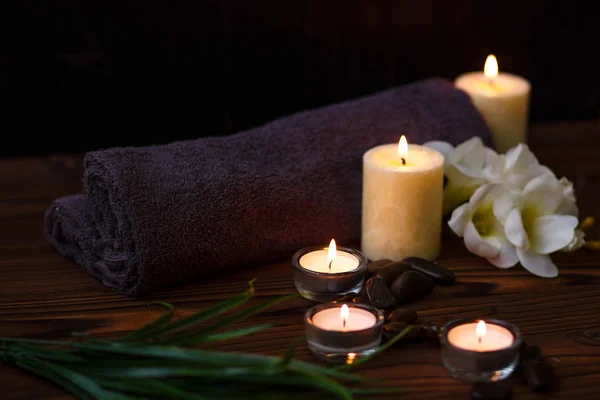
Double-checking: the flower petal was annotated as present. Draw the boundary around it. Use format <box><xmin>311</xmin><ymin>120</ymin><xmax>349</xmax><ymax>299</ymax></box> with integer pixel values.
<box><xmin>468</xmin><ymin>183</ymin><xmax>504</xmax><ymax>210</ymax></box>
<box><xmin>464</xmin><ymin>221</ymin><xmax>500</xmax><ymax>258</ymax></box>
<box><xmin>531</xmin><ymin>215</ymin><xmax>578</xmax><ymax>254</ymax></box>
<box><xmin>483</xmin><ymin>152</ymin><xmax>505</xmax><ymax>183</ymax></box>
<box><xmin>423</xmin><ymin>141</ymin><xmax>454</xmax><ymax>164</ymax></box>
<box><xmin>504</xmin><ymin>208</ymin><xmax>530</xmax><ymax>249</ymax></box>
<box><xmin>493</xmin><ymin>190</ymin><xmax>521</xmax><ymax>222</ymax></box>
<box><xmin>505</xmin><ymin>143</ymin><xmax>539</xmax><ymax>171</ymax></box>
<box><xmin>449</xmin><ymin>137</ymin><xmax>486</xmax><ymax>169</ymax></box>
<box><xmin>486</xmin><ymin>236</ymin><xmax>519</xmax><ymax>268</ymax></box>
<box><xmin>516</xmin><ymin>248</ymin><xmax>558</xmax><ymax>277</ymax></box>
<box><xmin>522</xmin><ymin>174</ymin><xmax>563</xmax><ymax>215</ymax></box>
<box><xmin>556</xmin><ymin>177</ymin><xmax>579</xmax><ymax>217</ymax></box>
<box><xmin>448</xmin><ymin>203</ymin><xmax>470</xmax><ymax>236</ymax></box>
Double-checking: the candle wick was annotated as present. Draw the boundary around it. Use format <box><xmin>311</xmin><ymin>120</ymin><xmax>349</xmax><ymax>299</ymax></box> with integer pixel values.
<box><xmin>328</xmin><ymin>260</ymin><xmax>333</xmax><ymax>270</ymax></box>
<box><xmin>487</xmin><ymin>78</ymin><xmax>495</xmax><ymax>88</ymax></box>
<box><xmin>478</xmin><ymin>336</ymin><xmax>482</xmax><ymax>345</ymax></box>
<box><xmin>343</xmin><ymin>318</ymin><xmax>346</xmax><ymax>329</ymax></box>
<box><xmin>401</xmin><ymin>157</ymin><xmax>406</xmax><ymax>166</ymax></box>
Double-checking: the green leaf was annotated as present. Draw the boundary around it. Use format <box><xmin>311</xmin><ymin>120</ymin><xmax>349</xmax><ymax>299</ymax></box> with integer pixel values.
<box><xmin>32</xmin><ymin>357</ymin><xmax>133</xmax><ymax>400</ymax></box>
<box><xmin>59</xmin><ymin>342</ymin><xmax>364</xmax><ymax>382</ymax></box>
<box><xmin>16</xmin><ymin>357</ymin><xmax>93</xmax><ymax>400</ymax></box>
<box><xmin>279</xmin><ymin>335</ymin><xmax>305</xmax><ymax>369</ymax></box>
<box><xmin>6</xmin><ymin>342</ymin><xmax>85</xmax><ymax>362</ymax></box>
<box><xmin>119</xmin><ymin>301</ymin><xmax>175</xmax><ymax>342</ymax></box>
<box><xmin>351</xmin><ymin>387</ymin><xmax>405</xmax><ymax>395</ymax></box>
<box><xmin>336</xmin><ymin>324</ymin><xmax>415</xmax><ymax>371</ymax></box>
<box><xmin>166</xmin><ymin>293</ymin><xmax>297</xmax><ymax>346</ymax></box>
<box><xmin>149</xmin><ymin>280</ymin><xmax>256</xmax><ymax>338</ymax></box>
<box><xmin>199</xmin><ymin>323</ymin><xmax>273</xmax><ymax>343</ymax></box>
<box><xmin>97</xmin><ymin>377</ymin><xmax>208</xmax><ymax>400</ymax></box>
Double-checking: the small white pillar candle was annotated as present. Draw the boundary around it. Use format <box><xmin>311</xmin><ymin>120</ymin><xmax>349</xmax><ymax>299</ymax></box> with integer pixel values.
<box><xmin>361</xmin><ymin>136</ymin><xmax>444</xmax><ymax>262</ymax></box>
<box><xmin>312</xmin><ymin>304</ymin><xmax>377</xmax><ymax>332</ymax></box>
<box><xmin>299</xmin><ymin>239</ymin><xmax>360</xmax><ymax>273</ymax></box>
<box><xmin>447</xmin><ymin>320</ymin><xmax>514</xmax><ymax>352</ymax></box>
<box><xmin>455</xmin><ymin>54</ymin><xmax>531</xmax><ymax>153</ymax></box>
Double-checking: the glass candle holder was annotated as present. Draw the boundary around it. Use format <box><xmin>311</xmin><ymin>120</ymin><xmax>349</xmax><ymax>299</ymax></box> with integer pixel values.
<box><xmin>439</xmin><ymin>318</ymin><xmax>522</xmax><ymax>382</ymax></box>
<box><xmin>292</xmin><ymin>245</ymin><xmax>367</xmax><ymax>302</ymax></box>
<box><xmin>305</xmin><ymin>302</ymin><xmax>385</xmax><ymax>364</ymax></box>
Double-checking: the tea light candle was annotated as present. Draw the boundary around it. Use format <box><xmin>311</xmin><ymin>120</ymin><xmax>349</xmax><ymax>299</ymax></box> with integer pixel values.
<box><xmin>455</xmin><ymin>54</ymin><xmax>531</xmax><ymax>153</ymax></box>
<box><xmin>440</xmin><ymin>319</ymin><xmax>522</xmax><ymax>382</ymax></box>
<box><xmin>292</xmin><ymin>240</ymin><xmax>367</xmax><ymax>302</ymax></box>
<box><xmin>312</xmin><ymin>304</ymin><xmax>376</xmax><ymax>331</ymax></box>
<box><xmin>305</xmin><ymin>302</ymin><xmax>384</xmax><ymax>363</ymax></box>
<box><xmin>299</xmin><ymin>239</ymin><xmax>360</xmax><ymax>273</ymax></box>
<box><xmin>448</xmin><ymin>320</ymin><xmax>514</xmax><ymax>352</ymax></box>
<box><xmin>362</xmin><ymin>135</ymin><xmax>444</xmax><ymax>262</ymax></box>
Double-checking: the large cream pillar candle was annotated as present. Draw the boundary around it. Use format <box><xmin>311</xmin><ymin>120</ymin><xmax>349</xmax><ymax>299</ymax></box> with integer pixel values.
<box><xmin>361</xmin><ymin>136</ymin><xmax>444</xmax><ymax>262</ymax></box>
<box><xmin>455</xmin><ymin>54</ymin><xmax>531</xmax><ymax>153</ymax></box>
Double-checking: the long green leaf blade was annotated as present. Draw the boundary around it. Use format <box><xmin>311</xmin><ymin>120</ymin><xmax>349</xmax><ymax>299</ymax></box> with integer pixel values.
<box><xmin>16</xmin><ymin>357</ymin><xmax>93</xmax><ymax>400</ymax></box>
<box><xmin>166</xmin><ymin>293</ymin><xmax>297</xmax><ymax>346</ymax></box>
<box><xmin>199</xmin><ymin>323</ymin><xmax>273</xmax><ymax>343</ymax></box>
<box><xmin>35</xmin><ymin>357</ymin><xmax>133</xmax><ymax>400</ymax></box>
<box><xmin>120</xmin><ymin>302</ymin><xmax>175</xmax><ymax>342</ymax></box>
<box><xmin>336</xmin><ymin>324</ymin><xmax>414</xmax><ymax>371</ymax></box>
<box><xmin>97</xmin><ymin>377</ymin><xmax>209</xmax><ymax>400</ymax></box>
<box><xmin>150</xmin><ymin>280</ymin><xmax>256</xmax><ymax>338</ymax></box>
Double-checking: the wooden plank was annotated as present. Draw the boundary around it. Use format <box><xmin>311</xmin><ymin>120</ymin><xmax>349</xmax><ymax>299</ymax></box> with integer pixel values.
<box><xmin>1</xmin><ymin>120</ymin><xmax>599</xmax><ymax>399</ymax></box>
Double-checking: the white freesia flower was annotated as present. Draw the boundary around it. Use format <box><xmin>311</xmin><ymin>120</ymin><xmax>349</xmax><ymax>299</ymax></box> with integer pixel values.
<box><xmin>493</xmin><ymin>174</ymin><xmax>579</xmax><ymax>277</ymax></box>
<box><xmin>424</xmin><ymin>137</ymin><xmax>498</xmax><ymax>215</ymax></box>
<box><xmin>448</xmin><ymin>184</ymin><xmax>518</xmax><ymax>268</ymax></box>
<box><xmin>484</xmin><ymin>143</ymin><xmax>553</xmax><ymax>189</ymax></box>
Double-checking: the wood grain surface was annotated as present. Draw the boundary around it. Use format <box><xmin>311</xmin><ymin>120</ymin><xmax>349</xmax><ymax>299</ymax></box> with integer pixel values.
<box><xmin>1</xmin><ymin>120</ymin><xmax>600</xmax><ymax>399</ymax></box>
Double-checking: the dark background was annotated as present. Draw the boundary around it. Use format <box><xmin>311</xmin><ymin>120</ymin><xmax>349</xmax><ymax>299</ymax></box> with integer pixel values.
<box><xmin>2</xmin><ymin>1</ymin><xmax>598</xmax><ymax>157</ymax></box>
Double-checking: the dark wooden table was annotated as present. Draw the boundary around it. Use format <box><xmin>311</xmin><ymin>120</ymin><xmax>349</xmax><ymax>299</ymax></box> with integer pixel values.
<box><xmin>1</xmin><ymin>120</ymin><xmax>600</xmax><ymax>399</ymax></box>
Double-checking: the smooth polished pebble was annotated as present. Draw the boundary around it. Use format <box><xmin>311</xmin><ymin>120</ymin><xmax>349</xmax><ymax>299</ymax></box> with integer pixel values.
<box><xmin>390</xmin><ymin>271</ymin><xmax>434</xmax><ymax>303</ymax></box>
<box><xmin>382</xmin><ymin>322</ymin><xmax>422</xmax><ymax>341</ymax></box>
<box><xmin>365</xmin><ymin>277</ymin><xmax>397</xmax><ymax>308</ymax></box>
<box><xmin>520</xmin><ymin>345</ymin><xmax>542</xmax><ymax>364</ymax></box>
<box><xmin>374</xmin><ymin>262</ymin><xmax>411</xmax><ymax>285</ymax></box>
<box><xmin>366</xmin><ymin>258</ymin><xmax>393</xmax><ymax>274</ymax></box>
<box><xmin>524</xmin><ymin>359</ymin><xmax>557</xmax><ymax>393</ymax></box>
<box><xmin>386</xmin><ymin>307</ymin><xmax>418</xmax><ymax>324</ymax></box>
<box><xmin>471</xmin><ymin>382</ymin><xmax>513</xmax><ymax>400</ymax></box>
<box><xmin>402</xmin><ymin>256</ymin><xmax>455</xmax><ymax>285</ymax></box>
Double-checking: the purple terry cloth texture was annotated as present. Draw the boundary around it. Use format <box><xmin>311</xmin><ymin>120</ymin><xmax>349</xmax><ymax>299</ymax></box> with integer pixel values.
<box><xmin>44</xmin><ymin>78</ymin><xmax>492</xmax><ymax>295</ymax></box>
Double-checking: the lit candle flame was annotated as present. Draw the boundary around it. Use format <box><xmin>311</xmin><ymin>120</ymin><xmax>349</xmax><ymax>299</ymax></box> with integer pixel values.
<box><xmin>484</xmin><ymin>54</ymin><xmax>498</xmax><ymax>85</ymax></box>
<box><xmin>327</xmin><ymin>239</ymin><xmax>336</xmax><ymax>270</ymax></box>
<box><xmin>340</xmin><ymin>304</ymin><xmax>350</xmax><ymax>329</ymax></box>
<box><xmin>476</xmin><ymin>320</ymin><xmax>486</xmax><ymax>345</ymax></box>
<box><xmin>346</xmin><ymin>352</ymin><xmax>357</xmax><ymax>365</ymax></box>
<box><xmin>398</xmin><ymin>135</ymin><xmax>408</xmax><ymax>165</ymax></box>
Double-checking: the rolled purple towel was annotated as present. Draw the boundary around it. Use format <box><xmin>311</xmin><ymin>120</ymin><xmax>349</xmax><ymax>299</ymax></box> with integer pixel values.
<box><xmin>45</xmin><ymin>78</ymin><xmax>491</xmax><ymax>295</ymax></box>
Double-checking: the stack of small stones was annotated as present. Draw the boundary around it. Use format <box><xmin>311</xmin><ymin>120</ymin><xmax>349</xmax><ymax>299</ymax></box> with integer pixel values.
<box><xmin>334</xmin><ymin>256</ymin><xmax>456</xmax><ymax>344</ymax></box>
<box><xmin>471</xmin><ymin>343</ymin><xmax>557</xmax><ymax>399</ymax></box>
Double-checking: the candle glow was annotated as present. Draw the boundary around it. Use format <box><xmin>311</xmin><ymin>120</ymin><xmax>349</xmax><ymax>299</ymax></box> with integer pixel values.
<box><xmin>327</xmin><ymin>239</ymin><xmax>336</xmax><ymax>270</ymax></box>
<box><xmin>397</xmin><ymin>135</ymin><xmax>408</xmax><ymax>166</ymax></box>
<box><xmin>398</xmin><ymin>135</ymin><xmax>408</xmax><ymax>156</ymax></box>
<box><xmin>476</xmin><ymin>320</ymin><xmax>486</xmax><ymax>344</ymax></box>
<box><xmin>484</xmin><ymin>54</ymin><xmax>498</xmax><ymax>83</ymax></box>
<box><xmin>340</xmin><ymin>304</ymin><xmax>350</xmax><ymax>330</ymax></box>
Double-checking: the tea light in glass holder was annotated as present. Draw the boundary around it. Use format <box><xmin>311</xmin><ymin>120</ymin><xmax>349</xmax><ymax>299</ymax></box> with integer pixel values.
<box><xmin>305</xmin><ymin>302</ymin><xmax>384</xmax><ymax>363</ymax></box>
<box><xmin>440</xmin><ymin>318</ymin><xmax>522</xmax><ymax>382</ymax></box>
<box><xmin>292</xmin><ymin>239</ymin><xmax>367</xmax><ymax>302</ymax></box>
